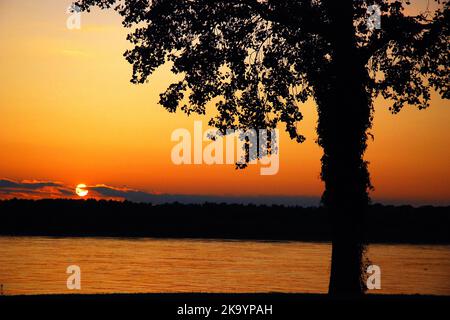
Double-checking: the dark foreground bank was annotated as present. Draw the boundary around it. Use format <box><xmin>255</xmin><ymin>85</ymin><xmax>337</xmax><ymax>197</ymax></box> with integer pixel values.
<box><xmin>1</xmin><ymin>199</ymin><xmax>449</xmax><ymax>243</ymax></box>
<box><xmin>1</xmin><ymin>293</ymin><xmax>448</xmax><ymax>317</ymax></box>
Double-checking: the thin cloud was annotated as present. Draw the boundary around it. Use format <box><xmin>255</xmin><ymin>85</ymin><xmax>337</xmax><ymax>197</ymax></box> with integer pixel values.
<box><xmin>87</xmin><ymin>184</ymin><xmax>320</xmax><ymax>206</ymax></box>
<box><xmin>0</xmin><ymin>178</ymin><xmax>74</xmax><ymax>199</ymax></box>
<box><xmin>60</xmin><ymin>49</ymin><xmax>90</xmax><ymax>58</ymax></box>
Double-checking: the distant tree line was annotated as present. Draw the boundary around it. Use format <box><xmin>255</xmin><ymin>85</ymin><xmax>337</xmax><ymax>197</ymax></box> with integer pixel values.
<box><xmin>0</xmin><ymin>199</ymin><xmax>448</xmax><ymax>243</ymax></box>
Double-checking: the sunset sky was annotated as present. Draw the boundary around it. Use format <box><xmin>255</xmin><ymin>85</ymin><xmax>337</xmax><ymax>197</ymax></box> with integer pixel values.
<box><xmin>0</xmin><ymin>0</ymin><xmax>449</xmax><ymax>205</ymax></box>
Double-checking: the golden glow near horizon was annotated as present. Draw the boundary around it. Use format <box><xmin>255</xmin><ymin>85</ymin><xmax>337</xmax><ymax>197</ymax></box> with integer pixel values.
<box><xmin>0</xmin><ymin>0</ymin><xmax>449</xmax><ymax>205</ymax></box>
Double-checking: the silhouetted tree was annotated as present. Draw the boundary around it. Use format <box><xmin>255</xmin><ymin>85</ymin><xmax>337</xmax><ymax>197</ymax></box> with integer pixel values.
<box><xmin>75</xmin><ymin>0</ymin><xmax>449</xmax><ymax>295</ymax></box>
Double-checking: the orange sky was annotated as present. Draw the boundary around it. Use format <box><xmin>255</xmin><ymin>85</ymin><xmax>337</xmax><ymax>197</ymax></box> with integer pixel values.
<box><xmin>0</xmin><ymin>0</ymin><xmax>449</xmax><ymax>205</ymax></box>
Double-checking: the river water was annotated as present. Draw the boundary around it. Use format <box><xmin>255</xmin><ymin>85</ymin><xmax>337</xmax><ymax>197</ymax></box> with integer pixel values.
<box><xmin>0</xmin><ymin>237</ymin><xmax>448</xmax><ymax>295</ymax></box>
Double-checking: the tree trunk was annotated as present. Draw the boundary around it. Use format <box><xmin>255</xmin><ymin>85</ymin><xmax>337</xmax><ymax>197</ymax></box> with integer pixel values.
<box><xmin>315</xmin><ymin>1</ymin><xmax>373</xmax><ymax>295</ymax></box>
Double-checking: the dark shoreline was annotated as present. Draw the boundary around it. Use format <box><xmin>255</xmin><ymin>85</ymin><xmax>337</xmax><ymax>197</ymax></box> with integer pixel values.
<box><xmin>1</xmin><ymin>199</ymin><xmax>449</xmax><ymax>244</ymax></box>
<box><xmin>2</xmin><ymin>235</ymin><xmax>450</xmax><ymax>246</ymax></box>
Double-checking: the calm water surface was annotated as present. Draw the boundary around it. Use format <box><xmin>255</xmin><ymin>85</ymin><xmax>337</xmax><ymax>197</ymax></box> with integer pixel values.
<box><xmin>0</xmin><ymin>237</ymin><xmax>449</xmax><ymax>295</ymax></box>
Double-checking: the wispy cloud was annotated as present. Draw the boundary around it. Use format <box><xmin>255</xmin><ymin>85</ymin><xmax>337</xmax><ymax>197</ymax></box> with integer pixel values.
<box><xmin>60</xmin><ymin>49</ymin><xmax>90</xmax><ymax>58</ymax></box>
<box><xmin>0</xmin><ymin>178</ymin><xmax>74</xmax><ymax>199</ymax></box>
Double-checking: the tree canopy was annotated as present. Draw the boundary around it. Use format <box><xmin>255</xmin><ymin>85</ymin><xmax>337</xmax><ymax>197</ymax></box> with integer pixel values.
<box><xmin>75</xmin><ymin>0</ymin><xmax>448</xmax><ymax>141</ymax></box>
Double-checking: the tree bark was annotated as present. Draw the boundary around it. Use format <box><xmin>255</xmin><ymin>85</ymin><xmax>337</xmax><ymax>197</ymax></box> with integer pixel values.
<box><xmin>315</xmin><ymin>1</ymin><xmax>373</xmax><ymax>295</ymax></box>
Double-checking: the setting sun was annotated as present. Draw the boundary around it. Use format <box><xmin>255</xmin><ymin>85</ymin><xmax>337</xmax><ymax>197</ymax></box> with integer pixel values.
<box><xmin>75</xmin><ymin>184</ymin><xmax>88</xmax><ymax>197</ymax></box>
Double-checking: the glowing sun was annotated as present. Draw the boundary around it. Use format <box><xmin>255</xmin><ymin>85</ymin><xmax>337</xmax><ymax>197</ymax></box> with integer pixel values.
<box><xmin>75</xmin><ymin>184</ymin><xmax>88</xmax><ymax>197</ymax></box>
